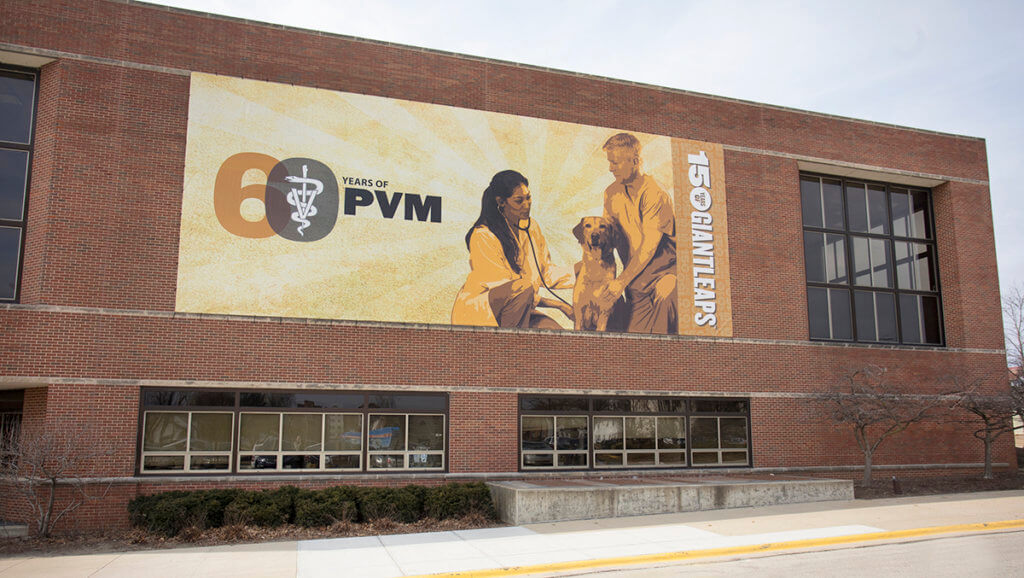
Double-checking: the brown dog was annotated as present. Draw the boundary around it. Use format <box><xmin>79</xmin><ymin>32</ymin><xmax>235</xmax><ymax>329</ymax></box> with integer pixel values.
<box><xmin>572</xmin><ymin>216</ymin><xmax>617</xmax><ymax>331</ymax></box>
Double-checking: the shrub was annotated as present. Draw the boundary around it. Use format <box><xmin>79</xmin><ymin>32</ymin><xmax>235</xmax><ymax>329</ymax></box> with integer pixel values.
<box><xmin>357</xmin><ymin>486</ymin><xmax>423</xmax><ymax>523</ymax></box>
<box><xmin>422</xmin><ymin>482</ymin><xmax>497</xmax><ymax>520</ymax></box>
<box><xmin>126</xmin><ymin>492</ymin><xmax>161</xmax><ymax>529</ymax></box>
<box><xmin>294</xmin><ymin>486</ymin><xmax>359</xmax><ymax>527</ymax></box>
<box><xmin>194</xmin><ymin>489</ymin><xmax>244</xmax><ymax>527</ymax></box>
<box><xmin>127</xmin><ymin>489</ymin><xmax>242</xmax><ymax>537</ymax></box>
<box><xmin>127</xmin><ymin>482</ymin><xmax>497</xmax><ymax>534</ymax></box>
<box><xmin>224</xmin><ymin>486</ymin><xmax>298</xmax><ymax>527</ymax></box>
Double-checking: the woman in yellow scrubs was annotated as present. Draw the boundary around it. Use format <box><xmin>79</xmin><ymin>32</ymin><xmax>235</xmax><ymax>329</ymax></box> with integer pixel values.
<box><xmin>452</xmin><ymin>170</ymin><xmax>573</xmax><ymax>328</ymax></box>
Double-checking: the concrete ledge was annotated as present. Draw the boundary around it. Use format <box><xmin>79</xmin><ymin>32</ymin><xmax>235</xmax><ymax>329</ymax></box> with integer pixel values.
<box><xmin>488</xmin><ymin>476</ymin><xmax>854</xmax><ymax>525</ymax></box>
<box><xmin>0</xmin><ymin>523</ymin><xmax>28</xmax><ymax>538</ymax></box>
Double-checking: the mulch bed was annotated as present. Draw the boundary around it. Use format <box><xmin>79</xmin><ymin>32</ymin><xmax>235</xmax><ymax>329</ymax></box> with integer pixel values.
<box><xmin>0</xmin><ymin>514</ymin><xmax>499</xmax><ymax>557</ymax></box>
<box><xmin>853</xmin><ymin>471</ymin><xmax>1024</xmax><ymax>499</ymax></box>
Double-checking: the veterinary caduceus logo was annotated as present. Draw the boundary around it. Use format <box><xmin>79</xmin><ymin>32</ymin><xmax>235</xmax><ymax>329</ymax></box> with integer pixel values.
<box><xmin>265</xmin><ymin>158</ymin><xmax>339</xmax><ymax>242</ymax></box>
<box><xmin>286</xmin><ymin>164</ymin><xmax>322</xmax><ymax>236</ymax></box>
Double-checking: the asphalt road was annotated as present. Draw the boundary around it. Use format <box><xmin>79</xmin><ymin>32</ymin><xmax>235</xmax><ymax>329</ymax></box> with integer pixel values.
<box><xmin>566</xmin><ymin>529</ymin><xmax>1024</xmax><ymax>577</ymax></box>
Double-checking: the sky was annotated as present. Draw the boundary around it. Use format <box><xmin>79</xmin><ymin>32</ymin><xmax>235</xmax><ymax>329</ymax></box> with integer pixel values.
<box><xmin>150</xmin><ymin>0</ymin><xmax>1024</xmax><ymax>297</ymax></box>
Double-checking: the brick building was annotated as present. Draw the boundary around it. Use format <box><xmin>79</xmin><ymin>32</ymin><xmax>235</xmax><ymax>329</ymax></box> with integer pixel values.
<box><xmin>0</xmin><ymin>0</ymin><xmax>1014</xmax><ymax>531</ymax></box>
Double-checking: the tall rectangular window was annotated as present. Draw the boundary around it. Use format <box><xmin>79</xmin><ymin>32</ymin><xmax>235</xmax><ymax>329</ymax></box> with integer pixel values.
<box><xmin>801</xmin><ymin>174</ymin><xmax>942</xmax><ymax>345</ymax></box>
<box><xmin>0</xmin><ymin>67</ymin><xmax>37</xmax><ymax>302</ymax></box>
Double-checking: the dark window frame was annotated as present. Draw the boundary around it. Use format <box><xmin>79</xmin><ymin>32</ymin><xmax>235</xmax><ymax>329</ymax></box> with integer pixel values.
<box><xmin>801</xmin><ymin>173</ymin><xmax>944</xmax><ymax>346</ymax></box>
<box><xmin>0</xmin><ymin>65</ymin><xmax>39</xmax><ymax>304</ymax></box>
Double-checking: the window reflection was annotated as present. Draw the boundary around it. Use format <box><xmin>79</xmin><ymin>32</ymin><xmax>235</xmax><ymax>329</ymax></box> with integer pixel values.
<box><xmin>139</xmin><ymin>389</ymin><xmax>445</xmax><ymax>474</ymax></box>
<box><xmin>851</xmin><ymin>236</ymin><xmax>892</xmax><ymax>288</ymax></box>
<box><xmin>521</xmin><ymin>396</ymin><xmax>745</xmax><ymax>469</ymax></box>
<box><xmin>803</xmin><ymin>174</ymin><xmax>941</xmax><ymax>345</ymax></box>
<box><xmin>521</xmin><ymin>415</ymin><xmax>588</xmax><ymax>468</ymax></box>
<box><xmin>240</xmin><ymin>413</ymin><xmax>279</xmax><ymax>451</ymax></box>
<box><xmin>895</xmin><ymin>242</ymin><xmax>935</xmax><ymax>291</ymax></box>
<box><xmin>891</xmin><ymin>189</ymin><xmax>931</xmax><ymax>239</ymax></box>
<box><xmin>143</xmin><ymin>412</ymin><xmax>187</xmax><ymax>452</ymax></box>
<box><xmin>594</xmin><ymin>417</ymin><xmax>623</xmax><ymax>450</ymax></box>
<box><xmin>823</xmin><ymin>179</ymin><xmax>844</xmax><ymax>229</ymax></box>
<box><xmin>324</xmin><ymin>414</ymin><xmax>362</xmax><ymax>451</ymax></box>
<box><xmin>626</xmin><ymin>417</ymin><xmax>656</xmax><ymax>449</ymax></box>
<box><xmin>522</xmin><ymin>416</ymin><xmax>554</xmax><ymax>450</ymax></box>
<box><xmin>854</xmin><ymin>290</ymin><xmax>898</xmax><ymax>342</ymax></box>
<box><xmin>0</xmin><ymin>227</ymin><xmax>19</xmax><ymax>300</ymax></box>
<box><xmin>368</xmin><ymin>415</ymin><xmax>405</xmax><ymax>451</ymax></box>
<box><xmin>0</xmin><ymin>72</ymin><xmax>35</xmax><ymax>143</ymax></box>
<box><xmin>189</xmin><ymin>413</ymin><xmax>232</xmax><ymax>451</ymax></box>
<box><xmin>520</xmin><ymin>396</ymin><xmax>588</xmax><ymax>411</ymax></box>
<box><xmin>556</xmin><ymin>417</ymin><xmax>588</xmax><ymax>450</ymax></box>
<box><xmin>0</xmin><ymin>149</ymin><xmax>29</xmax><ymax>221</ymax></box>
<box><xmin>803</xmin><ymin>232</ymin><xmax>847</xmax><ymax>284</ymax></box>
<box><xmin>141</xmin><ymin>411</ymin><xmax>233</xmax><ymax>472</ymax></box>
<box><xmin>282</xmin><ymin>414</ymin><xmax>322</xmax><ymax>451</ymax></box>
<box><xmin>0</xmin><ymin>69</ymin><xmax>35</xmax><ymax>304</ymax></box>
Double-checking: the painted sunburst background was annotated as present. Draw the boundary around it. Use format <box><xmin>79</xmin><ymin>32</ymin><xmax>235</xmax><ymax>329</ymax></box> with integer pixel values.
<box><xmin>176</xmin><ymin>72</ymin><xmax>677</xmax><ymax>328</ymax></box>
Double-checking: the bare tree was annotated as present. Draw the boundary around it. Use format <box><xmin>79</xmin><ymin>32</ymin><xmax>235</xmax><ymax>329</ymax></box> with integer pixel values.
<box><xmin>0</xmin><ymin>426</ymin><xmax>113</xmax><ymax>537</ymax></box>
<box><xmin>1004</xmin><ymin>284</ymin><xmax>1024</xmax><ymax>426</ymax></box>
<box><xmin>823</xmin><ymin>365</ymin><xmax>949</xmax><ymax>486</ymax></box>
<box><xmin>953</xmin><ymin>391</ymin><xmax>1022</xmax><ymax>479</ymax></box>
<box><xmin>1005</xmin><ymin>284</ymin><xmax>1024</xmax><ymax>375</ymax></box>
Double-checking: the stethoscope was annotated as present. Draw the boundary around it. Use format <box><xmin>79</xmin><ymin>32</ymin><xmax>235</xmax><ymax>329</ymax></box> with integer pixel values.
<box><xmin>506</xmin><ymin>215</ymin><xmax>573</xmax><ymax>308</ymax></box>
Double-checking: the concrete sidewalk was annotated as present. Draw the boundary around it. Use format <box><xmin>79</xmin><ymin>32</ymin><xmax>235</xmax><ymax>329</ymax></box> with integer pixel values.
<box><xmin>1</xmin><ymin>490</ymin><xmax>1022</xmax><ymax>578</ymax></box>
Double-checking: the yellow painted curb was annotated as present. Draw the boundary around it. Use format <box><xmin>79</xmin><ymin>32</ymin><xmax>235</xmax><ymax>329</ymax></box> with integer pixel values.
<box><xmin>411</xmin><ymin>519</ymin><xmax>1024</xmax><ymax>578</ymax></box>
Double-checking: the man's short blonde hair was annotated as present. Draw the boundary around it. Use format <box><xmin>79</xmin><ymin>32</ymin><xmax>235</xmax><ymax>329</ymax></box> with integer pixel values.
<box><xmin>602</xmin><ymin>132</ymin><xmax>641</xmax><ymax>158</ymax></box>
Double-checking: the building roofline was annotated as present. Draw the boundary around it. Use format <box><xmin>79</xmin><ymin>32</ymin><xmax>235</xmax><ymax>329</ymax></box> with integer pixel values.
<box><xmin>129</xmin><ymin>0</ymin><xmax>984</xmax><ymax>144</ymax></box>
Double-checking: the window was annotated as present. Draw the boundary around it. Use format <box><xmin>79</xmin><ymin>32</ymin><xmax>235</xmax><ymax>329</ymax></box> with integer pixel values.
<box><xmin>367</xmin><ymin>413</ymin><xmax>445</xmax><ymax>470</ymax></box>
<box><xmin>689</xmin><ymin>417</ymin><xmax>748</xmax><ymax>465</ymax></box>
<box><xmin>237</xmin><ymin>412</ymin><xmax>364</xmax><ymax>471</ymax></box>
<box><xmin>521</xmin><ymin>415</ymin><xmax>589</xmax><ymax>468</ymax></box>
<box><xmin>593</xmin><ymin>416</ymin><xmax>686</xmax><ymax>467</ymax></box>
<box><xmin>0</xmin><ymin>67</ymin><xmax>37</xmax><ymax>302</ymax></box>
<box><xmin>138</xmin><ymin>389</ymin><xmax>447</xmax><ymax>474</ymax></box>
<box><xmin>519</xmin><ymin>395</ymin><xmax>749</xmax><ymax>470</ymax></box>
<box><xmin>801</xmin><ymin>174</ymin><xmax>942</xmax><ymax>345</ymax></box>
<box><xmin>141</xmin><ymin>411</ymin><xmax>234</xmax><ymax>472</ymax></box>
<box><xmin>0</xmin><ymin>390</ymin><xmax>23</xmax><ymax>468</ymax></box>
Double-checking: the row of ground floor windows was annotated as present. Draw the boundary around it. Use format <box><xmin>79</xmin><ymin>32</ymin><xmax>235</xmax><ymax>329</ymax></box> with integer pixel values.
<box><xmin>137</xmin><ymin>390</ymin><xmax>751</xmax><ymax>474</ymax></box>
<box><xmin>521</xmin><ymin>415</ymin><xmax>748</xmax><ymax>469</ymax></box>
<box><xmin>141</xmin><ymin>412</ymin><xmax>445</xmax><ymax>473</ymax></box>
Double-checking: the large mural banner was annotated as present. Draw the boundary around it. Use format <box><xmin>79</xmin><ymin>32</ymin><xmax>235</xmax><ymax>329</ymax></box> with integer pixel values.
<box><xmin>176</xmin><ymin>72</ymin><xmax>732</xmax><ymax>337</ymax></box>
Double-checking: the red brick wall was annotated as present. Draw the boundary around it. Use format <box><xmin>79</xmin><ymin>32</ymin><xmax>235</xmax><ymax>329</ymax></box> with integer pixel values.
<box><xmin>932</xmin><ymin>180</ymin><xmax>1004</xmax><ymax>350</ymax></box>
<box><xmin>750</xmin><ymin>397</ymin><xmax>1014</xmax><ymax>469</ymax></box>
<box><xmin>0</xmin><ymin>309</ymin><xmax>1009</xmax><ymax>397</ymax></box>
<box><xmin>449</xmin><ymin>392</ymin><xmax>518</xmax><ymax>472</ymax></box>
<box><xmin>724</xmin><ymin>152</ymin><xmax>809</xmax><ymax>340</ymax></box>
<box><xmin>19</xmin><ymin>58</ymin><xmax>187</xmax><ymax>309</ymax></box>
<box><xmin>41</xmin><ymin>384</ymin><xmax>140</xmax><ymax>476</ymax></box>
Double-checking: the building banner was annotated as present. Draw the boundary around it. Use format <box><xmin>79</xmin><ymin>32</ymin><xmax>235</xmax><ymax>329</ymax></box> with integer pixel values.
<box><xmin>177</xmin><ymin>72</ymin><xmax>732</xmax><ymax>336</ymax></box>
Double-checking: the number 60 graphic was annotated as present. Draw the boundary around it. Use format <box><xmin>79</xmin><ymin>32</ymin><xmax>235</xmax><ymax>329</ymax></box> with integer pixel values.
<box><xmin>213</xmin><ymin>153</ymin><xmax>338</xmax><ymax>242</ymax></box>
